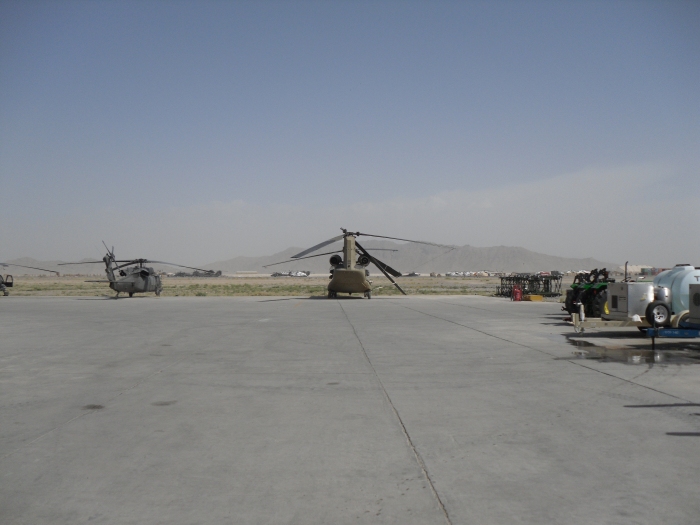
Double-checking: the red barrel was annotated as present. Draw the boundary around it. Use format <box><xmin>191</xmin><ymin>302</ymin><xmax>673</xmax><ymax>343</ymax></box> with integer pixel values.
<box><xmin>512</xmin><ymin>285</ymin><xmax>523</xmax><ymax>301</ymax></box>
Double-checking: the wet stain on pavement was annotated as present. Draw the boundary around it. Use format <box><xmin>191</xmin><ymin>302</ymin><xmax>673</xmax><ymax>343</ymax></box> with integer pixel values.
<box><xmin>564</xmin><ymin>337</ymin><xmax>700</xmax><ymax>365</ymax></box>
<box><xmin>151</xmin><ymin>400</ymin><xmax>177</xmax><ymax>406</ymax></box>
<box><xmin>82</xmin><ymin>404</ymin><xmax>104</xmax><ymax>410</ymax></box>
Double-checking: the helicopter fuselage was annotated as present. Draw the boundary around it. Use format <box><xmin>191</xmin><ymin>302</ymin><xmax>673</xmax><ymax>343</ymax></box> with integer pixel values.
<box><xmin>108</xmin><ymin>266</ymin><xmax>162</xmax><ymax>297</ymax></box>
<box><xmin>327</xmin><ymin>235</ymin><xmax>372</xmax><ymax>297</ymax></box>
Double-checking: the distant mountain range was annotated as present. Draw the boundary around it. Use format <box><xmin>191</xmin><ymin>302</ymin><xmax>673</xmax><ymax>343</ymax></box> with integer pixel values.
<box><xmin>202</xmin><ymin>241</ymin><xmax>617</xmax><ymax>274</ymax></box>
<box><xmin>3</xmin><ymin>244</ymin><xmax>617</xmax><ymax>276</ymax></box>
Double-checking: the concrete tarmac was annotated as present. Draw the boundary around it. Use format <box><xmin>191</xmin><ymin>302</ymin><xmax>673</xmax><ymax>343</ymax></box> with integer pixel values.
<box><xmin>1</xmin><ymin>295</ymin><xmax>699</xmax><ymax>524</ymax></box>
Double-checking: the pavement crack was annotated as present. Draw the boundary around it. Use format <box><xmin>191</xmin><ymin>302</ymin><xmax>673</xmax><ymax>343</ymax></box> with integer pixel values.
<box><xmin>338</xmin><ymin>302</ymin><xmax>453</xmax><ymax>525</ymax></box>
<box><xmin>0</xmin><ymin>412</ymin><xmax>91</xmax><ymax>462</ymax></box>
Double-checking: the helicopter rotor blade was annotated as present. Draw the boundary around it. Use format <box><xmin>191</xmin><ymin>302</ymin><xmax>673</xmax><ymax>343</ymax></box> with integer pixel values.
<box><xmin>376</xmin><ymin>264</ymin><xmax>407</xmax><ymax>295</ymax></box>
<box><xmin>58</xmin><ymin>258</ymin><xmax>135</xmax><ymax>266</ymax></box>
<box><xmin>355</xmin><ymin>232</ymin><xmax>453</xmax><ymax>249</ymax></box>
<box><xmin>355</xmin><ymin>247</ymin><xmax>406</xmax><ymax>295</ymax></box>
<box><xmin>355</xmin><ymin>242</ymin><xmax>402</xmax><ymax>278</ymax></box>
<box><xmin>113</xmin><ymin>260</ymin><xmax>140</xmax><ymax>270</ymax></box>
<box><xmin>291</xmin><ymin>235</ymin><xmax>345</xmax><ymax>259</ymax></box>
<box><xmin>355</xmin><ymin>242</ymin><xmax>406</xmax><ymax>295</ymax></box>
<box><xmin>0</xmin><ymin>262</ymin><xmax>59</xmax><ymax>274</ymax></box>
<box><xmin>57</xmin><ymin>260</ymin><xmax>105</xmax><ymax>265</ymax></box>
<box><xmin>145</xmin><ymin>261</ymin><xmax>215</xmax><ymax>273</ymax></box>
<box><xmin>263</xmin><ymin>250</ymin><xmax>342</xmax><ymax>268</ymax></box>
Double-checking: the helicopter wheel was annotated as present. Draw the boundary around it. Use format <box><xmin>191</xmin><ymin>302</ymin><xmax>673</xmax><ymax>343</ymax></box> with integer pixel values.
<box><xmin>155</xmin><ymin>288</ymin><xmax>162</xmax><ymax>297</ymax></box>
<box><xmin>128</xmin><ymin>292</ymin><xmax>133</xmax><ymax>298</ymax></box>
<box><xmin>328</xmin><ymin>291</ymin><xmax>337</xmax><ymax>298</ymax></box>
<box><xmin>365</xmin><ymin>291</ymin><xmax>371</xmax><ymax>299</ymax></box>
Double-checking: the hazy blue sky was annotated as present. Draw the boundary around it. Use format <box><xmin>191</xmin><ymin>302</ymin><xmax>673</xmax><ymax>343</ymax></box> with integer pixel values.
<box><xmin>1</xmin><ymin>0</ymin><xmax>698</xmax><ymax>266</ymax></box>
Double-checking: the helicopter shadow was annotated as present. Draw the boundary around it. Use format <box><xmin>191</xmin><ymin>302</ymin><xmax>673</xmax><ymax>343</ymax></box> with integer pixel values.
<box><xmin>257</xmin><ymin>295</ymin><xmax>371</xmax><ymax>302</ymax></box>
<box><xmin>74</xmin><ymin>295</ymin><xmax>151</xmax><ymax>301</ymax></box>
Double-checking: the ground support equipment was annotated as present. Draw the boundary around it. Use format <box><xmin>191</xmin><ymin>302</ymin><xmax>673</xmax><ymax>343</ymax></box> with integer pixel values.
<box><xmin>497</xmin><ymin>274</ymin><xmax>562</xmax><ymax>298</ymax></box>
<box><xmin>571</xmin><ymin>312</ymin><xmax>648</xmax><ymax>334</ymax></box>
<box><xmin>644</xmin><ymin>327</ymin><xmax>700</xmax><ymax>338</ymax></box>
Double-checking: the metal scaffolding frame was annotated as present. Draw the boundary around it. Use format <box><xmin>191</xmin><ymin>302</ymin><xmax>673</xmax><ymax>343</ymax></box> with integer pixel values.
<box><xmin>496</xmin><ymin>274</ymin><xmax>563</xmax><ymax>297</ymax></box>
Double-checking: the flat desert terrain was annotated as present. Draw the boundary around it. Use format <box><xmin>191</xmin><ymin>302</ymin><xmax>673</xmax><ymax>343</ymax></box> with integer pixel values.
<box><xmin>5</xmin><ymin>274</ymin><xmax>510</xmax><ymax>297</ymax></box>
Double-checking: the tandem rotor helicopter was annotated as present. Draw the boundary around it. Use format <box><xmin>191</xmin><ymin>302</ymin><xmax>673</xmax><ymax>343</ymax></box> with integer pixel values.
<box><xmin>59</xmin><ymin>243</ymin><xmax>215</xmax><ymax>298</ymax></box>
<box><xmin>265</xmin><ymin>228</ymin><xmax>452</xmax><ymax>298</ymax></box>
<box><xmin>0</xmin><ymin>262</ymin><xmax>59</xmax><ymax>296</ymax></box>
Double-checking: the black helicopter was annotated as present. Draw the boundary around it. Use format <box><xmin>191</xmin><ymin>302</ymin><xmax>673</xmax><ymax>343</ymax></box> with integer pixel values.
<box><xmin>265</xmin><ymin>228</ymin><xmax>452</xmax><ymax>298</ymax></box>
<box><xmin>59</xmin><ymin>243</ymin><xmax>215</xmax><ymax>298</ymax></box>
<box><xmin>0</xmin><ymin>262</ymin><xmax>59</xmax><ymax>296</ymax></box>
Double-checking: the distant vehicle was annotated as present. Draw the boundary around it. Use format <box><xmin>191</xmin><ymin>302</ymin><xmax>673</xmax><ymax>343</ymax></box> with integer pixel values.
<box><xmin>271</xmin><ymin>271</ymin><xmax>311</xmax><ymax>277</ymax></box>
<box><xmin>173</xmin><ymin>270</ymin><xmax>222</xmax><ymax>277</ymax></box>
<box><xmin>58</xmin><ymin>242</ymin><xmax>214</xmax><ymax>298</ymax></box>
<box><xmin>0</xmin><ymin>262</ymin><xmax>59</xmax><ymax>296</ymax></box>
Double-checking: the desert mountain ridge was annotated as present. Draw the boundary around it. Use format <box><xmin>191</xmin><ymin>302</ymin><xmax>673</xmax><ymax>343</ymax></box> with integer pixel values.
<box><xmin>202</xmin><ymin>241</ymin><xmax>618</xmax><ymax>274</ymax></box>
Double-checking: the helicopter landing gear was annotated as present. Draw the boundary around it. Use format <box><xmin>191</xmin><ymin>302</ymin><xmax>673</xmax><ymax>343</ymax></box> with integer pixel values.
<box><xmin>128</xmin><ymin>292</ymin><xmax>133</xmax><ymax>298</ymax></box>
<box><xmin>364</xmin><ymin>291</ymin><xmax>371</xmax><ymax>299</ymax></box>
<box><xmin>328</xmin><ymin>290</ymin><xmax>337</xmax><ymax>298</ymax></box>
<box><xmin>155</xmin><ymin>288</ymin><xmax>162</xmax><ymax>297</ymax></box>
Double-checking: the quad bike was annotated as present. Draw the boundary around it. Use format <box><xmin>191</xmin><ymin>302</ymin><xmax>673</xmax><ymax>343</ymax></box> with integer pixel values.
<box><xmin>564</xmin><ymin>268</ymin><xmax>614</xmax><ymax>318</ymax></box>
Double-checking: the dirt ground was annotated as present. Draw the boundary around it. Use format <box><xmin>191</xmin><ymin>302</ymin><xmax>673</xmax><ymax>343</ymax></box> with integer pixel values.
<box><xmin>2</xmin><ymin>274</ymin><xmax>567</xmax><ymax>298</ymax></box>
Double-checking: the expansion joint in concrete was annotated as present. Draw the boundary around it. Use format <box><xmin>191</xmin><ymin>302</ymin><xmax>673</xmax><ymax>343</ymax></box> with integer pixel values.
<box><xmin>338</xmin><ymin>302</ymin><xmax>453</xmax><ymax>525</ymax></box>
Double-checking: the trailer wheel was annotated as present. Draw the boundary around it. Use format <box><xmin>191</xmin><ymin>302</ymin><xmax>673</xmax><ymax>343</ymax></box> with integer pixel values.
<box><xmin>673</xmin><ymin>311</ymin><xmax>690</xmax><ymax>328</ymax></box>
<box><xmin>645</xmin><ymin>301</ymin><xmax>671</xmax><ymax>327</ymax></box>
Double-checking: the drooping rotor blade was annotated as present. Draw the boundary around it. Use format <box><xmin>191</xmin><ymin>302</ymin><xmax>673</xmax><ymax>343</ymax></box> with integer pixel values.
<box><xmin>57</xmin><ymin>260</ymin><xmax>105</xmax><ymax>265</ymax></box>
<box><xmin>354</xmin><ymin>248</ymin><xmax>398</xmax><ymax>252</ymax></box>
<box><xmin>291</xmin><ymin>234</ymin><xmax>345</xmax><ymax>258</ymax></box>
<box><xmin>145</xmin><ymin>261</ymin><xmax>215</xmax><ymax>273</ymax></box>
<box><xmin>0</xmin><ymin>262</ymin><xmax>59</xmax><ymax>274</ymax></box>
<box><xmin>113</xmin><ymin>260</ymin><xmax>141</xmax><ymax>270</ymax></box>
<box><xmin>355</xmin><ymin>232</ymin><xmax>453</xmax><ymax>249</ymax></box>
<box><xmin>355</xmin><ymin>242</ymin><xmax>402</xmax><ymax>277</ymax></box>
<box><xmin>355</xmin><ymin>242</ymin><xmax>406</xmax><ymax>295</ymax></box>
<box><xmin>263</xmin><ymin>250</ymin><xmax>342</xmax><ymax>268</ymax></box>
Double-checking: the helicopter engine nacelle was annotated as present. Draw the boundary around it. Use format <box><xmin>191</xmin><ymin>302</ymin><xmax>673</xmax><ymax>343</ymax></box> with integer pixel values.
<box><xmin>139</xmin><ymin>269</ymin><xmax>150</xmax><ymax>278</ymax></box>
<box><xmin>329</xmin><ymin>255</ymin><xmax>343</xmax><ymax>267</ymax></box>
<box><xmin>357</xmin><ymin>255</ymin><xmax>370</xmax><ymax>266</ymax></box>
